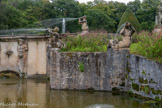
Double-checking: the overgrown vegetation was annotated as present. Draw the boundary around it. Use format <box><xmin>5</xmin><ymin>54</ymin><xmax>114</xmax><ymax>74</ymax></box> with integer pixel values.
<box><xmin>61</xmin><ymin>35</ymin><xmax>108</xmax><ymax>52</ymax></box>
<box><xmin>130</xmin><ymin>32</ymin><xmax>162</xmax><ymax>63</ymax></box>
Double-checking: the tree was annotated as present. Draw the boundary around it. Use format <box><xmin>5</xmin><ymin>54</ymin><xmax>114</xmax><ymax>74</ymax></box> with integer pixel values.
<box><xmin>118</xmin><ymin>8</ymin><xmax>141</xmax><ymax>32</ymax></box>
<box><xmin>136</xmin><ymin>0</ymin><xmax>160</xmax><ymax>31</ymax></box>
<box><xmin>127</xmin><ymin>0</ymin><xmax>141</xmax><ymax>15</ymax></box>
<box><xmin>52</xmin><ymin>0</ymin><xmax>81</xmax><ymax>17</ymax></box>
<box><xmin>0</xmin><ymin>2</ymin><xmax>28</xmax><ymax>29</ymax></box>
<box><xmin>86</xmin><ymin>9</ymin><xmax>116</xmax><ymax>32</ymax></box>
<box><xmin>107</xmin><ymin>1</ymin><xmax>127</xmax><ymax>29</ymax></box>
<box><xmin>0</xmin><ymin>0</ymin><xmax>160</xmax><ymax>32</ymax></box>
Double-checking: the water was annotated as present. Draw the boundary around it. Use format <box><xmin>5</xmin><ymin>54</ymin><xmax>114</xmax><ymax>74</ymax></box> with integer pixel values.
<box><xmin>42</xmin><ymin>18</ymin><xmax>78</xmax><ymax>33</ymax></box>
<box><xmin>62</xmin><ymin>18</ymin><xmax>66</xmax><ymax>34</ymax></box>
<box><xmin>0</xmin><ymin>79</ymin><xmax>159</xmax><ymax>108</ymax></box>
<box><xmin>116</xmin><ymin>23</ymin><xmax>126</xmax><ymax>34</ymax></box>
<box><xmin>0</xmin><ymin>18</ymin><xmax>78</xmax><ymax>35</ymax></box>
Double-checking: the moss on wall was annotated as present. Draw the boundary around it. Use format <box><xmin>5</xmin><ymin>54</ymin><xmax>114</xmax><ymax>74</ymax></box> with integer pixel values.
<box><xmin>0</xmin><ymin>72</ymin><xmax>19</xmax><ymax>78</ymax></box>
<box><xmin>132</xmin><ymin>83</ymin><xmax>139</xmax><ymax>91</ymax></box>
<box><xmin>139</xmin><ymin>77</ymin><xmax>148</xmax><ymax>84</ymax></box>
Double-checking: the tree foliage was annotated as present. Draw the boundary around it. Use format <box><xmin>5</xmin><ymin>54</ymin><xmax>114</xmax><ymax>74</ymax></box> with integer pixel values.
<box><xmin>127</xmin><ymin>0</ymin><xmax>160</xmax><ymax>31</ymax></box>
<box><xmin>86</xmin><ymin>9</ymin><xmax>116</xmax><ymax>32</ymax></box>
<box><xmin>0</xmin><ymin>0</ymin><xmax>161</xmax><ymax>32</ymax></box>
<box><xmin>118</xmin><ymin>8</ymin><xmax>141</xmax><ymax>32</ymax></box>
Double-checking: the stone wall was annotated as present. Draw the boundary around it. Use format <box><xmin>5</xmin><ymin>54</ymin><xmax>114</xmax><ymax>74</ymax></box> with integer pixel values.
<box><xmin>127</xmin><ymin>55</ymin><xmax>162</xmax><ymax>100</ymax></box>
<box><xmin>50</xmin><ymin>49</ymin><xmax>129</xmax><ymax>91</ymax></box>
<box><xmin>0</xmin><ymin>36</ymin><xmax>48</xmax><ymax>78</ymax></box>
<box><xmin>27</xmin><ymin>41</ymin><xmax>47</xmax><ymax>77</ymax></box>
<box><xmin>50</xmin><ymin>49</ymin><xmax>162</xmax><ymax>100</ymax></box>
<box><xmin>0</xmin><ymin>42</ymin><xmax>19</xmax><ymax>72</ymax></box>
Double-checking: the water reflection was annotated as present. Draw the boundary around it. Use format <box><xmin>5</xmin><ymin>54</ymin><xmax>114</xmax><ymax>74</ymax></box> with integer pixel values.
<box><xmin>0</xmin><ymin>79</ymin><xmax>159</xmax><ymax>108</ymax></box>
<box><xmin>86</xmin><ymin>104</ymin><xmax>114</xmax><ymax>108</ymax></box>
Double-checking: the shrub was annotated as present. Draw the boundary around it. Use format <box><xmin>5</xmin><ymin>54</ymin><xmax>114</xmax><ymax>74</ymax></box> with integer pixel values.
<box><xmin>118</xmin><ymin>8</ymin><xmax>141</xmax><ymax>32</ymax></box>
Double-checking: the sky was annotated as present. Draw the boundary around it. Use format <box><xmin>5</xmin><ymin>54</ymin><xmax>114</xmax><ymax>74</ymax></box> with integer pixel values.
<box><xmin>77</xmin><ymin>0</ymin><xmax>142</xmax><ymax>4</ymax></box>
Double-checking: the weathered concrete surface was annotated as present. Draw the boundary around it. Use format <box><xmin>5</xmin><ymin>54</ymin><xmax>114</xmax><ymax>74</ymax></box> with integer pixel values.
<box><xmin>50</xmin><ymin>49</ymin><xmax>162</xmax><ymax>99</ymax></box>
<box><xmin>50</xmin><ymin>49</ymin><xmax>129</xmax><ymax>91</ymax></box>
<box><xmin>0</xmin><ymin>36</ymin><xmax>48</xmax><ymax>78</ymax></box>
<box><xmin>0</xmin><ymin>42</ymin><xmax>19</xmax><ymax>72</ymax></box>
<box><xmin>27</xmin><ymin>41</ymin><xmax>47</xmax><ymax>77</ymax></box>
<box><xmin>128</xmin><ymin>55</ymin><xmax>162</xmax><ymax>100</ymax></box>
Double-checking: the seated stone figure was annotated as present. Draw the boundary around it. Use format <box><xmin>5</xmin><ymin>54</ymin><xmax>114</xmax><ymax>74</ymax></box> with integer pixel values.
<box><xmin>108</xmin><ymin>22</ymin><xmax>135</xmax><ymax>49</ymax></box>
<box><xmin>48</xmin><ymin>27</ymin><xmax>66</xmax><ymax>49</ymax></box>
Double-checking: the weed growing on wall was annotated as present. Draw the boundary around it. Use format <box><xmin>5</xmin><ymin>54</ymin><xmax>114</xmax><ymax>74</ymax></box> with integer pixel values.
<box><xmin>78</xmin><ymin>62</ymin><xmax>84</xmax><ymax>72</ymax></box>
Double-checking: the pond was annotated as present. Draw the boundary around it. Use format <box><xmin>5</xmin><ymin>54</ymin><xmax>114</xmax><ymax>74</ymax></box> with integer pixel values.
<box><xmin>0</xmin><ymin>79</ymin><xmax>160</xmax><ymax>108</ymax></box>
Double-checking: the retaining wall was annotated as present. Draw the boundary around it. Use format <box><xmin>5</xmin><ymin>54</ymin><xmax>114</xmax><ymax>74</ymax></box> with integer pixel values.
<box><xmin>50</xmin><ymin>48</ymin><xmax>162</xmax><ymax>100</ymax></box>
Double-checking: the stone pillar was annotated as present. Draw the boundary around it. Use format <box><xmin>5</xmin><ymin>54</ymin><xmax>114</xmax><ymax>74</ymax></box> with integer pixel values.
<box><xmin>106</xmin><ymin>48</ymin><xmax>129</xmax><ymax>91</ymax></box>
<box><xmin>50</xmin><ymin>48</ymin><xmax>60</xmax><ymax>89</ymax></box>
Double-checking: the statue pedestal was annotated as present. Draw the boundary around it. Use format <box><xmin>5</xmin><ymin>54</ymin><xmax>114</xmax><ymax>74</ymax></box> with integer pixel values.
<box><xmin>112</xmin><ymin>48</ymin><xmax>130</xmax><ymax>51</ymax></box>
<box><xmin>153</xmin><ymin>26</ymin><xmax>162</xmax><ymax>34</ymax></box>
<box><xmin>80</xmin><ymin>31</ymin><xmax>89</xmax><ymax>36</ymax></box>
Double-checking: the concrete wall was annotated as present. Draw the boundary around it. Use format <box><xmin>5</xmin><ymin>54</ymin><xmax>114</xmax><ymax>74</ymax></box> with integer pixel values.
<box><xmin>0</xmin><ymin>36</ymin><xmax>48</xmax><ymax>78</ymax></box>
<box><xmin>127</xmin><ymin>55</ymin><xmax>162</xmax><ymax>100</ymax></box>
<box><xmin>27</xmin><ymin>41</ymin><xmax>47</xmax><ymax>76</ymax></box>
<box><xmin>0</xmin><ymin>42</ymin><xmax>19</xmax><ymax>72</ymax></box>
<box><xmin>50</xmin><ymin>49</ymin><xmax>129</xmax><ymax>91</ymax></box>
<box><xmin>50</xmin><ymin>49</ymin><xmax>162</xmax><ymax>100</ymax></box>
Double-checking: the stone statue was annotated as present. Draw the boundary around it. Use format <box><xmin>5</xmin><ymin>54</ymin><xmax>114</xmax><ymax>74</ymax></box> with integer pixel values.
<box><xmin>48</xmin><ymin>27</ymin><xmax>66</xmax><ymax>49</ymax></box>
<box><xmin>154</xmin><ymin>1</ymin><xmax>162</xmax><ymax>33</ymax></box>
<box><xmin>79</xmin><ymin>16</ymin><xmax>89</xmax><ymax>36</ymax></box>
<box><xmin>108</xmin><ymin>22</ymin><xmax>135</xmax><ymax>49</ymax></box>
<box><xmin>17</xmin><ymin>39</ymin><xmax>28</xmax><ymax>77</ymax></box>
<box><xmin>155</xmin><ymin>2</ymin><xmax>162</xmax><ymax>26</ymax></box>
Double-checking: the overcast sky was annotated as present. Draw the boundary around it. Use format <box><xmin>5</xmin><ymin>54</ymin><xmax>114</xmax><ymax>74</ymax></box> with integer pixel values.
<box><xmin>77</xmin><ymin>0</ymin><xmax>142</xmax><ymax>4</ymax></box>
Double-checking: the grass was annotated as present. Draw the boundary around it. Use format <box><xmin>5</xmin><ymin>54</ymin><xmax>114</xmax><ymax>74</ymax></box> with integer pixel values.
<box><xmin>60</xmin><ymin>35</ymin><xmax>109</xmax><ymax>52</ymax></box>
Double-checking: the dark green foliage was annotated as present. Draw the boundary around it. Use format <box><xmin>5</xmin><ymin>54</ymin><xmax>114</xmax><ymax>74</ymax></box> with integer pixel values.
<box><xmin>52</xmin><ymin>0</ymin><xmax>81</xmax><ymax>18</ymax></box>
<box><xmin>127</xmin><ymin>0</ymin><xmax>160</xmax><ymax>31</ymax></box>
<box><xmin>137</xmin><ymin>0</ymin><xmax>160</xmax><ymax>31</ymax></box>
<box><xmin>0</xmin><ymin>0</ymin><xmax>161</xmax><ymax>32</ymax></box>
<box><xmin>86</xmin><ymin>9</ymin><xmax>116</xmax><ymax>32</ymax></box>
<box><xmin>118</xmin><ymin>8</ymin><xmax>141</xmax><ymax>32</ymax></box>
<box><xmin>127</xmin><ymin>0</ymin><xmax>141</xmax><ymax>14</ymax></box>
<box><xmin>0</xmin><ymin>3</ymin><xmax>28</xmax><ymax>29</ymax></box>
